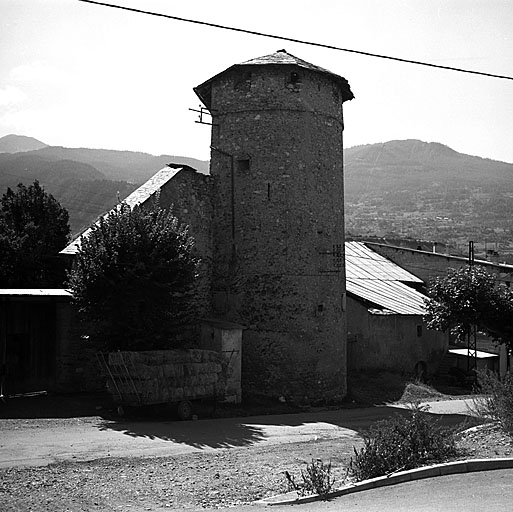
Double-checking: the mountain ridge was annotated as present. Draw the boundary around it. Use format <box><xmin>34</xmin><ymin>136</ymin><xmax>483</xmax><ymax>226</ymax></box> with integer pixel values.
<box><xmin>0</xmin><ymin>134</ymin><xmax>209</xmax><ymax>233</ymax></box>
<box><xmin>0</xmin><ymin>134</ymin><xmax>48</xmax><ymax>153</ymax></box>
<box><xmin>1</xmin><ymin>135</ymin><xmax>512</xmax><ymax>260</ymax></box>
<box><xmin>344</xmin><ymin>139</ymin><xmax>513</xmax><ymax>260</ymax></box>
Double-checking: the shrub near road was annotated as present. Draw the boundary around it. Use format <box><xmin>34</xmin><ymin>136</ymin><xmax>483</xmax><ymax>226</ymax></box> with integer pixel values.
<box><xmin>349</xmin><ymin>403</ymin><xmax>459</xmax><ymax>481</ymax></box>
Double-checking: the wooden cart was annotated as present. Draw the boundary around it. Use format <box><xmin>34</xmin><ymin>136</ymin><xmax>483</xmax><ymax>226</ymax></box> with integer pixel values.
<box><xmin>97</xmin><ymin>349</ymin><xmax>227</xmax><ymax>420</ymax></box>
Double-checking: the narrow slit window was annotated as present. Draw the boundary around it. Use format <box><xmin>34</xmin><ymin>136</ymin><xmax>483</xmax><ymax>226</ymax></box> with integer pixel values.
<box><xmin>237</xmin><ymin>158</ymin><xmax>250</xmax><ymax>172</ymax></box>
<box><xmin>290</xmin><ymin>72</ymin><xmax>301</xmax><ymax>84</ymax></box>
<box><xmin>234</xmin><ymin>71</ymin><xmax>252</xmax><ymax>91</ymax></box>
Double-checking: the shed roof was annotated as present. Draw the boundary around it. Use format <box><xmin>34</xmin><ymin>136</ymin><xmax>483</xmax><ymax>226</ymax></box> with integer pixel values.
<box><xmin>346</xmin><ymin>241</ymin><xmax>428</xmax><ymax>315</ymax></box>
<box><xmin>0</xmin><ymin>289</ymin><xmax>72</xmax><ymax>298</ymax></box>
<box><xmin>346</xmin><ymin>241</ymin><xmax>423</xmax><ymax>283</ymax></box>
<box><xmin>60</xmin><ymin>166</ymin><xmax>185</xmax><ymax>256</ymax></box>
<box><xmin>194</xmin><ymin>49</ymin><xmax>354</xmax><ymax>110</ymax></box>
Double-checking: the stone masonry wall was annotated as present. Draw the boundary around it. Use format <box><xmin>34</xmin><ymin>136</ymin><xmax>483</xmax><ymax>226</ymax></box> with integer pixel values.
<box><xmin>158</xmin><ymin>168</ymin><xmax>214</xmax><ymax>320</ymax></box>
<box><xmin>347</xmin><ymin>297</ymin><xmax>448</xmax><ymax>375</ymax></box>
<box><xmin>102</xmin><ymin>350</ymin><xmax>226</xmax><ymax>404</ymax></box>
<box><xmin>208</xmin><ymin>65</ymin><xmax>347</xmax><ymax>403</ymax></box>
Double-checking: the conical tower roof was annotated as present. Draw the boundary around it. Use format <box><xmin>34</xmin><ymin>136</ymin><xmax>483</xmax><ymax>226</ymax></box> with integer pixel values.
<box><xmin>194</xmin><ymin>49</ymin><xmax>353</xmax><ymax>110</ymax></box>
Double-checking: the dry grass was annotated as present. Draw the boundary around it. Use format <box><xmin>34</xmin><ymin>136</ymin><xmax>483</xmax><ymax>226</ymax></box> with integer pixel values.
<box><xmin>347</xmin><ymin>371</ymin><xmax>455</xmax><ymax>406</ymax></box>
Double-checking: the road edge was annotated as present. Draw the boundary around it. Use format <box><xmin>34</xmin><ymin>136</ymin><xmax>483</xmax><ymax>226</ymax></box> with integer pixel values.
<box><xmin>258</xmin><ymin>457</ymin><xmax>513</xmax><ymax>506</ymax></box>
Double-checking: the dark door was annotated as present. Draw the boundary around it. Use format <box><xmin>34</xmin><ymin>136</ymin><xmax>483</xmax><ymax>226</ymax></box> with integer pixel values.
<box><xmin>2</xmin><ymin>301</ymin><xmax>56</xmax><ymax>395</ymax></box>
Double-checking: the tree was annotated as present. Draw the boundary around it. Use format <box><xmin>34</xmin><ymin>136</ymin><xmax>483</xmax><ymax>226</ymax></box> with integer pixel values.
<box><xmin>67</xmin><ymin>200</ymin><xmax>198</xmax><ymax>351</ymax></box>
<box><xmin>0</xmin><ymin>181</ymin><xmax>70</xmax><ymax>287</ymax></box>
<box><xmin>425</xmin><ymin>266</ymin><xmax>513</xmax><ymax>350</ymax></box>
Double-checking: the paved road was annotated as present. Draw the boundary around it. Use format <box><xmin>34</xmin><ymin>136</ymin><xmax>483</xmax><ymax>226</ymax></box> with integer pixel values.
<box><xmin>217</xmin><ymin>468</ymin><xmax>513</xmax><ymax>512</ymax></box>
<box><xmin>0</xmin><ymin>398</ymin><xmax>477</xmax><ymax>468</ymax></box>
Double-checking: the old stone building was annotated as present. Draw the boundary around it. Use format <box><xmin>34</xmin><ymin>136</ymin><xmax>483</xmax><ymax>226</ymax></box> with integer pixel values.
<box><xmin>59</xmin><ymin>50</ymin><xmax>354</xmax><ymax>403</ymax></box>
<box><xmin>194</xmin><ymin>50</ymin><xmax>354</xmax><ymax>402</ymax></box>
<box><xmin>345</xmin><ymin>242</ymin><xmax>448</xmax><ymax>377</ymax></box>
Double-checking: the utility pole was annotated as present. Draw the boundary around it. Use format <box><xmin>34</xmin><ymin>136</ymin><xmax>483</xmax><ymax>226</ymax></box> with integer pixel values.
<box><xmin>467</xmin><ymin>240</ymin><xmax>477</xmax><ymax>372</ymax></box>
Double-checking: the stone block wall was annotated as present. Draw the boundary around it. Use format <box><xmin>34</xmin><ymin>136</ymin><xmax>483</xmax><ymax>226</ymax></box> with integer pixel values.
<box><xmin>101</xmin><ymin>349</ymin><xmax>226</xmax><ymax>404</ymax></box>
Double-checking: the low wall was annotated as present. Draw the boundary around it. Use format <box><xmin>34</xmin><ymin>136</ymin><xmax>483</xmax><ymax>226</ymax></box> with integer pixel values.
<box><xmin>100</xmin><ymin>349</ymin><xmax>227</xmax><ymax>405</ymax></box>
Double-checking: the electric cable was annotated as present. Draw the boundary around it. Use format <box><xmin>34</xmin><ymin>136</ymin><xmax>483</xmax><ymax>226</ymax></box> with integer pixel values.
<box><xmin>78</xmin><ymin>0</ymin><xmax>513</xmax><ymax>81</ymax></box>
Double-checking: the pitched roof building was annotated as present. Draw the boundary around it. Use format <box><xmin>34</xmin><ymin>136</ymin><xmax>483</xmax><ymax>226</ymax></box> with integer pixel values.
<box><xmin>345</xmin><ymin>242</ymin><xmax>448</xmax><ymax>376</ymax></box>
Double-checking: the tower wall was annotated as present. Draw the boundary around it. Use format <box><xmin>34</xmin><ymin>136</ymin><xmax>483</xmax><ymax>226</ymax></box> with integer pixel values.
<box><xmin>208</xmin><ymin>64</ymin><xmax>347</xmax><ymax>402</ymax></box>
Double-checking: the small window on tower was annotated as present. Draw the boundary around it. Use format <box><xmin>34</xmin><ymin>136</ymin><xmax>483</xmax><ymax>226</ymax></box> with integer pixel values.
<box><xmin>290</xmin><ymin>72</ymin><xmax>301</xmax><ymax>84</ymax></box>
<box><xmin>234</xmin><ymin>71</ymin><xmax>252</xmax><ymax>91</ymax></box>
<box><xmin>237</xmin><ymin>158</ymin><xmax>250</xmax><ymax>172</ymax></box>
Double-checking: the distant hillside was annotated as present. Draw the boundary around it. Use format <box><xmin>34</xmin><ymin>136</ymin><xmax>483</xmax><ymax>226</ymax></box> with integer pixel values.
<box><xmin>0</xmin><ymin>152</ymin><xmax>105</xmax><ymax>186</ymax></box>
<box><xmin>344</xmin><ymin>139</ymin><xmax>513</xmax><ymax>260</ymax></box>
<box><xmin>3</xmin><ymin>135</ymin><xmax>512</xmax><ymax>261</ymax></box>
<box><xmin>0</xmin><ymin>134</ymin><xmax>48</xmax><ymax>153</ymax></box>
<box><xmin>0</xmin><ymin>135</ymin><xmax>209</xmax><ymax>234</ymax></box>
<box><xmin>26</xmin><ymin>146</ymin><xmax>209</xmax><ymax>183</ymax></box>
<box><xmin>48</xmin><ymin>179</ymin><xmax>138</xmax><ymax>234</ymax></box>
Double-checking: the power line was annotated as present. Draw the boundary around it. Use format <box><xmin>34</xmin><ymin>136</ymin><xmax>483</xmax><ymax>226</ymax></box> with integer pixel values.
<box><xmin>78</xmin><ymin>0</ymin><xmax>513</xmax><ymax>81</ymax></box>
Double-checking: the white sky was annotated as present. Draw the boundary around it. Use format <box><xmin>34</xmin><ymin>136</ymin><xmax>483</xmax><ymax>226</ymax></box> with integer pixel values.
<box><xmin>1</xmin><ymin>0</ymin><xmax>512</xmax><ymax>163</ymax></box>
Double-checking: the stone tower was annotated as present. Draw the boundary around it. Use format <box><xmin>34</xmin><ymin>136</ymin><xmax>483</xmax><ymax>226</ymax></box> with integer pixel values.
<box><xmin>194</xmin><ymin>50</ymin><xmax>353</xmax><ymax>403</ymax></box>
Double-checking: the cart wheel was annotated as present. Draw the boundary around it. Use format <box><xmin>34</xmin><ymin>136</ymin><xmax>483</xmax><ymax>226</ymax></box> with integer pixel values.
<box><xmin>117</xmin><ymin>405</ymin><xmax>125</xmax><ymax>417</ymax></box>
<box><xmin>176</xmin><ymin>400</ymin><xmax>193</xmax><ymax>421</ymax></box>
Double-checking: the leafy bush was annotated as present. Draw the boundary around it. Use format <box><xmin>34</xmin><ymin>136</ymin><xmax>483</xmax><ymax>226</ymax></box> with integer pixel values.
<box><xmin>68</xmin><ymin>200</ymin><xmax>198</xmax><ymax>351</ymax></box>
<box><xmin>349</xmin><ymin>404</ymin><xmax>458</xmax><ymax>481</ymax></box>
<box><xmin>0</xmin><ymin>180</ymin><xmax>70</xmax><ymax>286</ymax></box>
<box><xmin>284</xmin><ymin>459</ymin><xmax>335</xmax><ymax>498</ymax></box>
<box><xmin>473</xmin><ymin>370</ymin><xmax>513</xmax><ymax>435</ymax></box>
<box><xmin>425</xmin><ymin>266</ymin><xmax>513</xmax><ymax>351</ymax></box>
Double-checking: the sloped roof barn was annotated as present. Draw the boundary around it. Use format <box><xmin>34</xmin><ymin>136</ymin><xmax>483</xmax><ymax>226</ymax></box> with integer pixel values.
<box><xmin>345</xmin><ymin>241</ymin><xmax>428</xmax><ymax>315</ymax></box>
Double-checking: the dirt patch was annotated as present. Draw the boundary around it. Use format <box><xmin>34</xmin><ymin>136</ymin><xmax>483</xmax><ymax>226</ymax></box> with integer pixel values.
<box><xmin>0</xmin><ymin>437</ymin><xmax>356</xmax><ymax>511</ymax></box>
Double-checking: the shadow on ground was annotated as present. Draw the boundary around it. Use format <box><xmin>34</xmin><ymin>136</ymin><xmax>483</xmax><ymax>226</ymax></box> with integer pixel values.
<box><xmin>92</xmin><ymin>403</ymin><xmax>482</xmax><ymax>450</ymax></box>
<box><xmin>96</xmin><ymin>415</ymin><xmax>269</xmax><ymax>449</ymax></box>
<box><xmin>0</xmin><ymin>391</ymin><xmax>116</xmax><ymax>419</ymax></box>
<box><xmin>0</xmin><ymin>381</ymin><xmax>483</xmax><ymax>452</ymax></box>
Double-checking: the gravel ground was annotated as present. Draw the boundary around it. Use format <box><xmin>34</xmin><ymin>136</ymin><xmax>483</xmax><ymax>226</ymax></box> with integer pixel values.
<box><xmin>0</xmin><ymin>437</ymin><xmax>356</xmax><ymax>511</ymax></box>
<box><xmin>1</xmin><ymin>420</ymin><xmax>512</xmax><ymax>512</ymax></box>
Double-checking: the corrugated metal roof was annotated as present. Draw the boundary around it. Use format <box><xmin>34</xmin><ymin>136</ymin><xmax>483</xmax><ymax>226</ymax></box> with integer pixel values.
<box><xmin>346</xmin><ymin>241</ymin><xmax>423</xmax><ymax>283</ymax></box>
<box><xmin>60</xmin><ymin>167</ymin><xmax>182</xmax><ymax>255</ymax></box>
<box><xmin>346</xmin><ymin>241</ymin><xmax>427</xmax><ymax>315</ymax></box>
<box><xmin>346</xmin><ymin>278</ymin><xmax>427</xmax><ymax>315</ymax></box>
<box><xmin>0</xmin><ymin>289</ymin><xmax>72</xmax><ymax>297</ymax></box>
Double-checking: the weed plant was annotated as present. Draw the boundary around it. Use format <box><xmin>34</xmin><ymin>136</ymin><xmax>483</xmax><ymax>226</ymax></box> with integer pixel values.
<box><xmin>473</xmin><ymin>370</ymin><xmax>513</xmax><ymax>435</ymax></box>
<box><xmin>349</xmin><ymin>403</ymin><xmax>458</xmax><ymax>481</ymax></box>
<box><xmin>284</xmin><ymin>459</ymin><xmax>335</xmax><ymax>498</ymax></box>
